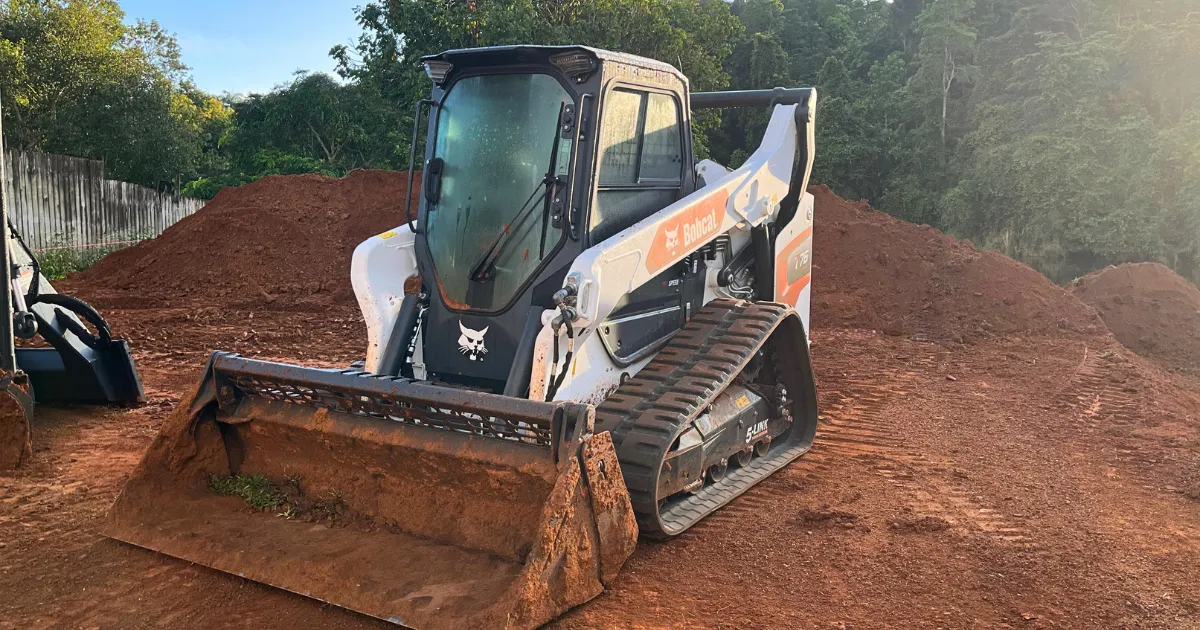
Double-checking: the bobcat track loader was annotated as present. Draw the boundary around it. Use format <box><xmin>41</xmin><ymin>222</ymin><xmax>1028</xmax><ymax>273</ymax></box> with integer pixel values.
<box><xmin>0</xmin><ymin>109</ymin><xmax>144</xmax><ymax>469</ymax></box>
<box><xmin>107</xmin><ymin>46</ymin><xmax>819</xmax><ymax>629</ymax></box>
<box><xmin>0</xmin><ymin>220</ymin><xmax>146</xmax><ymax>468</ymax></box>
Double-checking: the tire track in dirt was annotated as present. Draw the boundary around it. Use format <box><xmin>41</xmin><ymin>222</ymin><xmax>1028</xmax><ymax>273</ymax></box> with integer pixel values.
<box><xmin>696</xmin><ymin>337</ymin><xmax>1043</xmax><ymax>551</ymax></box>
<box><xmin>1060</xmin><ymin>345</ymin><xmax>1144</xmax><ymax>432</ymax></box>
<box><xmin>1056</xmin><ymin>344</ymin><xmax>1200</xmax><ymax>528</ymax></box>
<box><xmin>800</xmin><ymin>348</ymin><xmax>1042</xmax><ymax>551</ymax></box>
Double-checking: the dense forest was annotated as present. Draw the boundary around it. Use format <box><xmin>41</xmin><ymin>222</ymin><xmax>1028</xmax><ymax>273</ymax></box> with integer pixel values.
<box><xmin>2</xmin><ymin>0</ymin><xmax>1198</xmax><ymax>282</ymax></box>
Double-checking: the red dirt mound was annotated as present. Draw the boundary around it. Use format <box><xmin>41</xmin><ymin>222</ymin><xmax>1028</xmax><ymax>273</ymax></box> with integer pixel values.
<box><xmin>65</xmin><ymin>170</ymin><xmax>418</xmax><ymax>311</ymax></box>
<box><xmin>809</xmin><ymin>185</ymin><xmax>1101</xmax><ymax>342</ymax></box>
<box><xmin>69</xmin><ymin>175</ymin><xmax>1100</xmax><ymax>345</ymax></box>
<box><xmin>1070</xmin><ymin>262</ymin><xmax>1200</xmax><ymax>372</ymax></box>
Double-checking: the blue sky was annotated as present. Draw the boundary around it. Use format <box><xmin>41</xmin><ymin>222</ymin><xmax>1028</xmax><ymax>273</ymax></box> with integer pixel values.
<box><xmin>120</xmin><ymin>1</ymin><xmax>365</xmax><ymax>95</ymax></box>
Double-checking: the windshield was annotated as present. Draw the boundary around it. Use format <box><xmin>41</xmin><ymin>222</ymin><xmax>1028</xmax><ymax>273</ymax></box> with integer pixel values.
<box><xmin>425</xmin><ymin>73</ymin><xmax>573</xmax><ymax>311</ymax></box>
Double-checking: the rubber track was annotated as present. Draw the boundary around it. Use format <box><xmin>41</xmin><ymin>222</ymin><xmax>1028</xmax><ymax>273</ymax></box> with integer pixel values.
<box><xmin>595</xmin><ymin>298</ymin><xmax>806</xmax><ymax>538</ymax></box>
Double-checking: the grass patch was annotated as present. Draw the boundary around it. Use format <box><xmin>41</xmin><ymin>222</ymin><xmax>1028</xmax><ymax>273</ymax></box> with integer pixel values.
<box><xmin>209</xmin><ymin>474</ymin><xmax>284</xmax><ymax>510</ymax></box>
<box><xmin>37</xmin><ymin>243</ymin><xmax>129</xmax><ymax>280</ymax></box>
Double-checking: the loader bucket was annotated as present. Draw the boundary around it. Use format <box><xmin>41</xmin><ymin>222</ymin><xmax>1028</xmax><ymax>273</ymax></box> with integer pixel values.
<box><xmin>105</xmin><ymin>352</ymin><xmax>637</xmax><ymax>629</ymax></box>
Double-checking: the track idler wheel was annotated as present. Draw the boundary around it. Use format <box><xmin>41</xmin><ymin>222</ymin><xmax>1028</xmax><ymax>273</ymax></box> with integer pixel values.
<box><xmin>707</xmin><ymin>458</ymin><xmax>729</xmax><ymax>483</ymax></box>
<box><xmin>732</xmin><ymin>449</ymin><xmax>753</xmax><ymax>468</ymax></box>
<box><xmin>754</xmin><ymin>437</ymin><xmax>772</xmax><ymax>458</ymax></box>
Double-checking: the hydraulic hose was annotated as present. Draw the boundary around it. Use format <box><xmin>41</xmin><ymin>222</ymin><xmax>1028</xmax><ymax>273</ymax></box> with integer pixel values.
<box><xmin>28</xmin><ymin>293</ymin><xmax>114</xmax><ymax>351</ymax></box>
<box><xmin>544</xmin><ymin>317</ymin><xmax>575</xmax><ymax>402</ymax></box>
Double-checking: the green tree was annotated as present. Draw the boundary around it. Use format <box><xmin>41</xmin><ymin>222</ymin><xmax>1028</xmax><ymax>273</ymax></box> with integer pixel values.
<box><xmin>911</xmin><ymin>0</ymin><xmax>977</xmax><ymax>151</ymax></box>
<box><xmin>946</xmin><ymin>2</ymin><xmax>1200</xmax><ymax>280</ymax></box>
<box><xmin>333</xmin><ymin>0</ymin><xmax>742</xmax><ymax>159</ymax></box>
<box><xmin>0</xmin><ymin>0</ymin><xmax>229</xmax><ymax>187</ymax></box>
<box><xmin>183</xmin><ymin>72</ymin><xmax>410</xmax><ymax>199</ymax></box>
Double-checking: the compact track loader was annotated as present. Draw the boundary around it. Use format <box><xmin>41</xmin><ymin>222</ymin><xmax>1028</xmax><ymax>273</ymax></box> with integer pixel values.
<box><xmin>108</xmin><ymin>46</ymin><xmax>819</xmax><ymax>629</ymax></box>
<box><xmin>0</xmin><ymin>114</ymin><xmax>144</xmax><ymax>469</ymax></box>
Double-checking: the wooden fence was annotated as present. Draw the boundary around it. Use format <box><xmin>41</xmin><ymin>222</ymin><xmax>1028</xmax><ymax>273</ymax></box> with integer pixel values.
<box><xmin>1</xmin><ymin>150</ymin><xmax>205</xmax><ymax>253</ymax></box>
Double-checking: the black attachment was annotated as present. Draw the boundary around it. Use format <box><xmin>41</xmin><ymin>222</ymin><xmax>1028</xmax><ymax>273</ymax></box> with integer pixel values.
<box><xmin>690</xmin><ymin>87</ymin><xmax>815</xmax><ymax>111</ymax></box>
<box><xmin>751</xmin><ymin>224</ymin><xmax>775</xmax><ymax>301</ymax></box>
<box><xmin>503</xmin><ymin>307</ymin><xmax>547</xmax><ymax>399</ymax></box>
<box><xmin>16</xmin><ymin>292</ymin><xmax>142</xmax><ymax>404</ymax></box>
<box><xmin>377</xmin><ymin>295</ymin><xmax>423</xmax><ymax>378</ymax></box>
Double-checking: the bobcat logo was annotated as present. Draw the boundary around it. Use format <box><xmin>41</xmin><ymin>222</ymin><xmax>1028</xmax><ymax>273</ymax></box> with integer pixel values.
<box><xmin>458</xmin><ymin>322</ymin><xmax>489</xmax><ymax>361</ymax></box>
<box><xmin>664</xmin><ymin>227</ymin><xmax>680</xmax><ymax>254</ymax></box>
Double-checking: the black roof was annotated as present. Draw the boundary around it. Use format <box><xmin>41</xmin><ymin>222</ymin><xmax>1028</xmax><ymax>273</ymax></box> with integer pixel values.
<box><xmin>421</xmin><ymin>45</ymin><xmax>687</xmax><ymax>85</ymax></box>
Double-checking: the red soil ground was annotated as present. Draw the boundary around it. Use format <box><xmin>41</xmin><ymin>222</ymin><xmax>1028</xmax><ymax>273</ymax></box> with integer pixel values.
<box><xmin>809</xmin><ymin>185</ymin><xmax>1103</xmax><ymax>343</ymax></box>
<box><xmin>3</xmin><ymin>175</ymin><xmax>1197</xmax><ymax>629</ymax></box>
<box><xmin>1071</xmin><ymin>262</ymin><xmax>1200</xmax><ymax>374</ymax></box>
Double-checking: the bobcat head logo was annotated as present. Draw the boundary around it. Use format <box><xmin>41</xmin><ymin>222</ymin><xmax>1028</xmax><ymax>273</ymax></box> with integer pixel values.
<box><xmin>458</xmin><ymin>321</ymin><xmax>489</xmax><ymax>361</ymax></box>
<box><xmin>664</xmin><ymin>227</ymin><xmax>680</xmax><ymax>254</ymax></box>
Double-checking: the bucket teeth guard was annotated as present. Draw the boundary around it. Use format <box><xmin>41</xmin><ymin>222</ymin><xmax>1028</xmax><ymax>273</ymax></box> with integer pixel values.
<box><xmin>106</xmin><ymin>352</ymin><xmax>637</xmax><ymax>629</ymax></box>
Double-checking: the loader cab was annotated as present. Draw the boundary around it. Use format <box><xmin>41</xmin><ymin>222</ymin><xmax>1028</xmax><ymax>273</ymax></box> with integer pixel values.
<box><xmin>411</xmin><ymin>46</ymin><xmax>697</xmax><ymax>392</ymax></box>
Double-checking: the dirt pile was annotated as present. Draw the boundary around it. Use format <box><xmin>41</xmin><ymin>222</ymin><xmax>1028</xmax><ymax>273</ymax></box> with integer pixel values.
<box><xmin>1070</xmin><ymin>263</ymin><xmax>1200</xmax><ymax>371</ymax></box>
<box><xmin>66</xmin><ymin>170</ymin><xmax>418</xmax><ymax>311</ymax></box>
<box><xmin>69</xmin><ymin>174</ymin><xmax>1102</xmax><ymax>343</ymax></box>
<box><xmin>809</xmin><ymin>185</ymin><xmax>1102</xmax><ymax>342</ymax></box>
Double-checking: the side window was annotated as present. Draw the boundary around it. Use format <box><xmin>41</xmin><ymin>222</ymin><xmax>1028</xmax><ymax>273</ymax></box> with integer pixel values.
<box><xmin>590</xmin><ymin>89</ymin><xmax>684</xmax><ymax>244</ymax></box>
<box><xmin>640</xmin><ymin>93</ymin><xmax>683</xmax><ymax>181</ymax></box>
<box><xmin>597</xmin><ymin>90</ymin><xmax>643</xmax><ymax>185</ymax></box>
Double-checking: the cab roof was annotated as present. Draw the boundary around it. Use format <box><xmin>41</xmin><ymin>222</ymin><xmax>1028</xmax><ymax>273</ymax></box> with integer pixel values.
<box><xmin>421</xmin><ymin>45</ymin><xmax>688</xmax><ymax>87</ymax></box>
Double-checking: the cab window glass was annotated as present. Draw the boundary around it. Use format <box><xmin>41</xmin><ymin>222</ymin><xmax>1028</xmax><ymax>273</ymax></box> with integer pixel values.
<box><xmin>591</xmin><ymin>89</ymin><xmax>683</xmax><ymax>244</ymax></box>
<box><xmin>639</xmin><ymin>93</ymin><xmax>682</xmax><ymax>181</ymax></box>
<box><xmin>597</xmin><ymin>90</ymin><xmax>643</xmax><ymax>185</ymax></box>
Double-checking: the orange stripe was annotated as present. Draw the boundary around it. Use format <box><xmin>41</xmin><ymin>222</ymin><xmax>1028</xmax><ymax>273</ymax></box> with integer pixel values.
<box><xmin>793</xmin><ymin>273</ymin><xmax>811</xmax><ymax>292</ymax></box>
<box><xmin>780</xmin><ymin>272</ymin><xmax>810</xmax><ymax>306</ymax></box>
<box><xmin>775</xmin><ymin>226</ymin><xmax>814</xmax><ymax>304</ymax></box>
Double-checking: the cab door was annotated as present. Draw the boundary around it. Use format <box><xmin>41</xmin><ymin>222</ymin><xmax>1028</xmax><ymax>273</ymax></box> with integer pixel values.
<box><xmin>588</xmin><ymin>86</ymin><xmax>700</xmax><ymax>366</ymax></box>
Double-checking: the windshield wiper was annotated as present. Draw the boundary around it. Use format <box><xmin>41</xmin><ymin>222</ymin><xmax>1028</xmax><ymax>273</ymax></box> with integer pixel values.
<box><xmin>469</xmin><ymin>103</ymin><xmax>568</xmax><ymax>283</ymax></box>
<box><xmin>469</xmin><ymin>179</ymin><xmax>552</xmax><ymax>282</ymax></box>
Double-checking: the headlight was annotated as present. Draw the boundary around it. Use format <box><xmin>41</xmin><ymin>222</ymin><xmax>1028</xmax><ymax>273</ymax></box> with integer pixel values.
<box><xmin>423</xmin><ymin>60</ymin><xmax>453</xmax><ymax>85</ymax></box>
